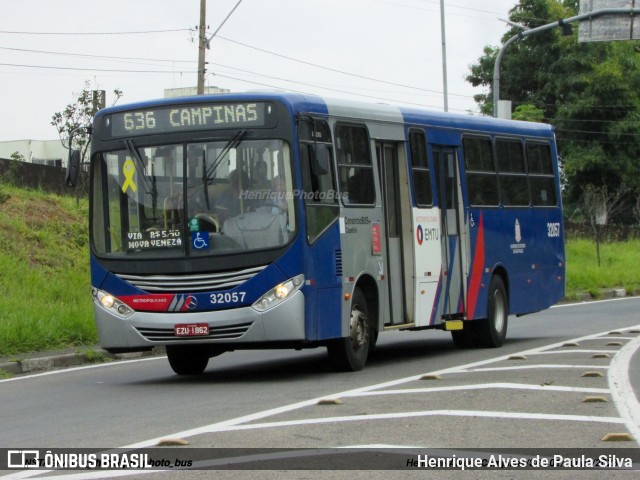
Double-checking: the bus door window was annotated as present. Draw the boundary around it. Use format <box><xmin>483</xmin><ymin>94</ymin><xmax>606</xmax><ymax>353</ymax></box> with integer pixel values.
<box><xmin>409</xmin><ymin>130</ymin><xmax>433</xmax><ymax>207</ymax></box>
<box><xmin>433</xmin><ymin>145</ymin><xmax>464</xmax><ymax>316</ymax></box>
<box><xmin>377</xmin><ymin>143</ymin><xmax>400</xmax><ymax>238</ymax></box>
<box><xmin>335</xmin><ymin>125</ymin><xmax>375</xmax><ymax>206</ymax></box>
<box><xmin>376</xmin><ymin>141</ymin><xmax>410</xmax><ymax>325</ymax></box>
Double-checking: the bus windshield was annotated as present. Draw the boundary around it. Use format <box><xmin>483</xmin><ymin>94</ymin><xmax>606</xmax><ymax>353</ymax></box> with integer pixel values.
<box><xmin>91</xmin><ymin>138</ymin><xmax>296</xmax><ymax>258</ymax></box>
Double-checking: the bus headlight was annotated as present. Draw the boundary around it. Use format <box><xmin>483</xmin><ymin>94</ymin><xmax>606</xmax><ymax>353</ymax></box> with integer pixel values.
<box><xmin>252</xmin><ymin>274</ymin><xmax>304</xmax><ymax>312</ymax></box>
<box><xmin>92</xmin><ymin>288</ymin><xmax>134</xmax><ymax>318</ymax></box>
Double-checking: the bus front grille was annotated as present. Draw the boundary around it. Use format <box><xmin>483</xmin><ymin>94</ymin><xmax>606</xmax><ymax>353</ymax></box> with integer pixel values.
<box><xmin>116</xmin><ymin>265</ymin><xmax>267</xmax><ymax>293</ymax></box>
<box><xmin>135</xmin><ymin>322</ymin><xmax>253</xmax><ymax>342</ymax></box>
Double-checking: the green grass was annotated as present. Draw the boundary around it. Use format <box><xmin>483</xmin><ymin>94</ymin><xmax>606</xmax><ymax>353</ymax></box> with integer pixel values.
<box><xmin>0</xmin><ymin>184</ymin><xmax>638</xmax><ymax>356</ymax></box>
<box><xmin>0</xmin><ymin>184</ymin><xmax>95</xmax><ymax>356</ymax></box>
<box><xmin>565</xmin><ymin>238</ymin><xmax>640</xmax><ymax>299</ymax></box>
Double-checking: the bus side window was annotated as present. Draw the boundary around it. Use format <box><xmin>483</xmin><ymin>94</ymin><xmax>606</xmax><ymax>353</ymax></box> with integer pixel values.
<box><xmin>496</xmin><ymin>139</ymin><xmax>529</xmax><ymax>207</ymax></box>
<box><xmin>335</xmin><ymin>125</ymin><xmax>375</xmax><ymax>206</ymax></box>
<box><xmin>526</xmin><ymin>142</ymin><xmax>557</xmax><ymax>207</ymax></box>
<box><xmin>409</xmin><ymin>130</ymin><xmax>433</xmax><ymax>206</ymax></box>
<box><xmin>299</xmin><ymin>118</ymin><xmax>339</xmax><ymax>242</ymax></box>
<box><xmin>463</xmin><ymin>136</ymin><xmax>499</xmax><ymax>207</ymax></box>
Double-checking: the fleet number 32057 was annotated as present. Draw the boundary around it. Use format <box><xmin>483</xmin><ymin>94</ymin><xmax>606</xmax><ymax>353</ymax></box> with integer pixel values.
<box><xmin>210</xmin><ymin>292</ymin><xmax>246</xmax><ymax>305</ymax></box>
<box><xmin>547</xmin><ymin>222</ymin><xmax>561</xmax><ymax>237</ymax></box>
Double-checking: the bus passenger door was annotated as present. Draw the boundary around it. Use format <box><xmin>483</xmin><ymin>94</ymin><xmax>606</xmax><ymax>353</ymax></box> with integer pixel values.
<box><xmin>376</xmin><ymin>142</ymin><xmax>411</xmax><ymax>325</ymax></box>
<box><xmin>433</xmin><ymin>146</ymin><xmax>465</xmax><ymax>318</ymax></box>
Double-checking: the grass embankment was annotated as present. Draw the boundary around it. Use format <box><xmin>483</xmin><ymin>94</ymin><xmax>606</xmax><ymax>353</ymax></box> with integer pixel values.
<box><xmin>0</xmin><ymin>185</ymin><xmax>638</xmax><ymax>356</ymax></box>
<box><xmin>565</xmin><ymin>238</ymin><xmax>640</xmax><ymax>300</ymax></box>
<box><xmin>0</xmin><ymin>184</ymin><xmax>94</xmax><ymax>356</ymax></box>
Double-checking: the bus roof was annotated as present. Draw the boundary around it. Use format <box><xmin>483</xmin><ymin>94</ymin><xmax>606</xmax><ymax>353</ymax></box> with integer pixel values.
<box><xmin>95</xmin><ymin>91</ymin><xmax>555</xmax><ymax>139</ymax></box>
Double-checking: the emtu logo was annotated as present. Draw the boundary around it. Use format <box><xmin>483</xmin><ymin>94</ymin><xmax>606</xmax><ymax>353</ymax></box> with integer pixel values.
<box><xmin>515</xmin><ymin>219</ymin><xmax>522</xmax><ymax>243</ymax></box>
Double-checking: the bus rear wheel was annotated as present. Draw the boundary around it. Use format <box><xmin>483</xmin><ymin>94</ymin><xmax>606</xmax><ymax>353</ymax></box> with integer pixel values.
<box><xmin>475</xmin><ymin>275</ymin><xmax>508</xmax><ymax>348</ymax></box>
<box><xmin>327</xmin><ymin>288</ymin><xmax>372</xmax><ymax>372</ymax></box>
<box><xmin>166</xmin><ymin>345</ymin><xmax>210</xmax><ymax>375</ymax></box>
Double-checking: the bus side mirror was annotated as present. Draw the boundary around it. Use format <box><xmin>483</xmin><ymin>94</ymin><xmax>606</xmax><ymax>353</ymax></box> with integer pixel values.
<box><xmin>65</xmin><ymin>150</ymin><xmax>81</xmax><ymax>188</ymax></box>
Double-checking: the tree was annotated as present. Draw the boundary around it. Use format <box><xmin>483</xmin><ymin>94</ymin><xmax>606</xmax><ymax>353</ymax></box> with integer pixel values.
<box><xmin>580</xmin><ymin>184</ymin><xmax>629</xmax><ymax>266</ymax></box>
<box><xmin>51</xmin><ymin>82</ymin><xmax>122</xmax><ymax>156</ymax></box>
<box><xmin>51</xmin><ymin>82</ymin><xmax>122</xmax><ymax>197</ymax></box>
<box><xmin>512</xmin><ymin>104</ymin><xmax>545</xmax><ymax>122</ymax></box>
<box><xmin>466</xmin><ymin>0</ymin><xmax>640</xmax><ymax>218</ymax></box>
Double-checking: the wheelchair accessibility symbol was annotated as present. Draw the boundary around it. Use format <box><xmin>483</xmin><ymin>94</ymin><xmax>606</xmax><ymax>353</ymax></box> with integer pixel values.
<box><xmin>192</xmin><ymin>232</ymin><xmax>210</xmax><ymax>250</ymax></box>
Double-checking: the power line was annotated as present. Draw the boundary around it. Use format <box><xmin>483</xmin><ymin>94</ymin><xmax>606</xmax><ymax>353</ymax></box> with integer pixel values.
<box><xmin>215</xmin><ymin>35</ymin><xmax>471</xmax><ymax>97</ymax></box>
<box><xmin>0</xmin><ymin>62</ymin><xmax>195</xmax><ymax>74</ymax></box>
<box><xmin>0</xmin><ymin>45</ymin><xmax>196</xmax><ymax>64</ymax></box>
<box><xmin>0</xmin><ymin>28</ymin><xmax>190</xmax><ymax>36</ymax></box>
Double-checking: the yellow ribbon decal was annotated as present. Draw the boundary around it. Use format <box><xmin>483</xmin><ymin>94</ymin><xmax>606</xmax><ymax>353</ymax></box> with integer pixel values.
<box><xmin>121</xmin><ymin>158</ymin><xmax>138</xmax><ymax>194</ymax></box>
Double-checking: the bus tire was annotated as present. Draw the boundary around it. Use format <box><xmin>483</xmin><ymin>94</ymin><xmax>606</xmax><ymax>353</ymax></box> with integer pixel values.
<box><xmin>327</xmin><ymin>287</ymin><xmax>371</xmax><ymax>372</ymax></box>
<box><xmin>166</xmin><ymin>345</ymin><xmax>210</xmax><ymax>375</ymax></box>
<box><xmin>475</xmin><ymin>275</ymin><xmax>508</xmax><ymax>348</ymax></box>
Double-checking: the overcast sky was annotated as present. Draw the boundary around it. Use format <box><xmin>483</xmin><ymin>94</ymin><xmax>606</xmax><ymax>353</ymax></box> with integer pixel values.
<box><xmin>0</xmin><ymin>0</ymin><xmax>518</xmax><ymax>141</ymax></box>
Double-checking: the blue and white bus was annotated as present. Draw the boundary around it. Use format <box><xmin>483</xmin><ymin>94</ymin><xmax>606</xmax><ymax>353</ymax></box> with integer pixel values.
<box><xmin>76</xmin><ymin>92</ymin><xmax>565</xmax><ymax>375</ymax></box>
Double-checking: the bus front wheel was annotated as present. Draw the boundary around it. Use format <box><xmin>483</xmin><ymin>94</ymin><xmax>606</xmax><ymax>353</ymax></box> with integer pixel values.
<box><xmin>475</xmin><ymin>275</ymin><xmax>508</xmax><ymax>348</ymax></box>
<box><xmin>327</xmin><ymin>288</ymin><xmax>371</xmax><ymax>372</ymax></box>
<box><xmin>166</xmin><ymin>345</ymin><xmax>210</xmax><ymax>375</ymax></box>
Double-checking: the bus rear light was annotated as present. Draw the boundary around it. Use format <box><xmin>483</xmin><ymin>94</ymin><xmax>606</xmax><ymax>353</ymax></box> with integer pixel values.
<box><xmin>92</xmin><ymin>288</ymin><xmax>134</xmax><ymax>318</ymax></box>
<box><xmin>252</xmin><ymin>274</ymin><xmax>304</xmax><ymax>312</ymax></box>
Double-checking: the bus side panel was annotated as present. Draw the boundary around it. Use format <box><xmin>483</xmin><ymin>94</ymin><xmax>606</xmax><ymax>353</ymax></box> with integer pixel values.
<box><xmin>465</xmin><ymin>210</ymin><xmax>489</xmax><ymax>320</ymax></box>
<box><xmin>412</xmin><ymin>207</ymin><xmax>442</xmax><ymax>326</ymax></box>
<box><xmin>469</xmin><ymin>206</ymin><xmax>565</xmax><ymax>318</ymax></box>
<box><xmin>305</xmin><ymin>221</ymin><xmax>343</xmax><ymax>341</ymax></box>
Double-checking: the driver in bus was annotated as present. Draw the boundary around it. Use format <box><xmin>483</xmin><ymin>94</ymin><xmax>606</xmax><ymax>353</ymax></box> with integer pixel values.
<box><xmin>215</xmin><ymin>169</ymin><xmax>246</xmax><ymax>220</ymax></box>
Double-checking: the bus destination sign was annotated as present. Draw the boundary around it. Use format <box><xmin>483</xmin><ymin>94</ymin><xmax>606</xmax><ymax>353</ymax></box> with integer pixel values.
<box><xmin>107</xmin><ymin>102</ymin><xmax>272</xmax><ymax>137</ymax></box>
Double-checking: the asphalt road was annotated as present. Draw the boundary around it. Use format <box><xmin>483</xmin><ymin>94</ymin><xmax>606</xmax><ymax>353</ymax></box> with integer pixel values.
<box><xmin>1</xmin><ymin>297</ymin><xmax>639</xmax><ymax>479</ymax></box>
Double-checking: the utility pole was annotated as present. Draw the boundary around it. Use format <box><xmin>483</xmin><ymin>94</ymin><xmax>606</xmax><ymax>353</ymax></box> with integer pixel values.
<box><xmin>440</xmin><ymin>0</ymin><xmax>448</xmax><ymax>112</ymax></box>
<box><xmin>197</xmin><ymin>0</ymin><xmax>207</xmax><ymax>94</ymax></box>
<box><xmin>197</xmin><ymin>0</ymin><xmax>244</xmax><ymax>95</ymax></box>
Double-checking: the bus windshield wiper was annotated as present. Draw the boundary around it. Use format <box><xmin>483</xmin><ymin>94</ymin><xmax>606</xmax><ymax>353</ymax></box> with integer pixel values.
<box><xmin>201</xmin><ymin>150</ymin><xmax>210</xmax><ymax>209</ymax></box>
<box><xmin>205</xmin><ymin>129</ymin><xmax>247</xmax><ymax>182</ymax></box>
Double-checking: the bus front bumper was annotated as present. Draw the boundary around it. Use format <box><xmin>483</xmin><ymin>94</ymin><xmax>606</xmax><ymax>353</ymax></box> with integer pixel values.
<box><xmin>94</xmin><ymin>290</ymin><xmax>305</xmax><ymax>351</ymax></box>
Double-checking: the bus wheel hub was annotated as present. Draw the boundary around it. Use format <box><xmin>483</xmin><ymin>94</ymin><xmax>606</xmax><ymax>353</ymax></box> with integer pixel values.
<box><xmin>349</xmin><ymin>307</ymin><xmax>367</xmax><ymax>350</ymax></box>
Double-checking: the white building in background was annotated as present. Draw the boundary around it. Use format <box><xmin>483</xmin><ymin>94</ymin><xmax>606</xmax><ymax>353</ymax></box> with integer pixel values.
<box><xmin>0</xmin><ymin>139</ymin><xmax>67</xmax><ymax>167</ymax></box>
<box><xmin>0</xmin><ymin>86</ymin><xmax>232</xmax><ymax>167</ymax></box>
<box><xmin>164</xmin><ymin>86</ymin><xmax>230</xmax><ymax>98</ymax></box>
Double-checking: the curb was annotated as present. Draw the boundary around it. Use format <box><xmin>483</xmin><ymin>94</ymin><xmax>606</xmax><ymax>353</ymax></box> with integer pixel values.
<box><xmin>0</xmin><ymin>347</ymin><xmax>165</xmax><ymax>377</ymax></box>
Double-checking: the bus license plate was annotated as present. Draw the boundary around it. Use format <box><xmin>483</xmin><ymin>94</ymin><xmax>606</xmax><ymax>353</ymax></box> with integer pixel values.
<box><xmin>174</xmin><ymin>323</ymin><xmax>209</xmax><ymax>337</ymax></box>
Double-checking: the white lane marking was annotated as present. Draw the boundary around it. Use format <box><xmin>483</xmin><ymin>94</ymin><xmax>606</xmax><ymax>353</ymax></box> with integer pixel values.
<box><xmin>551</xmin><ymin>297</ymin><xmax>640</xmax><ymax>308</ymax></box>
<box><xmin>0</xmin><ymin>356</ymin><xmax>164</xmax><ymax>384</ymax></box>
<box><xmin>462</xmin><ymin>364</ymin><xmax>609</xmax><ymax>373</ymax></box>
<box><xmin>609</xmin><ymin>333</ymin><xmax>640</xmax><ymax>444</ymax></box>
<box><xmin>342</xmin><ymin>383</ymin><xmax>611</xmax><ymax>397</ymax></box>
<box><xmin>205</xmin><ymin>410</ymin><xmax>627</xmax><ymax>433</ymax></box>
<box><xmin>533</xmin><ymin>349</ymin><xmax>629</xmax><ymax>354</ymax></box>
